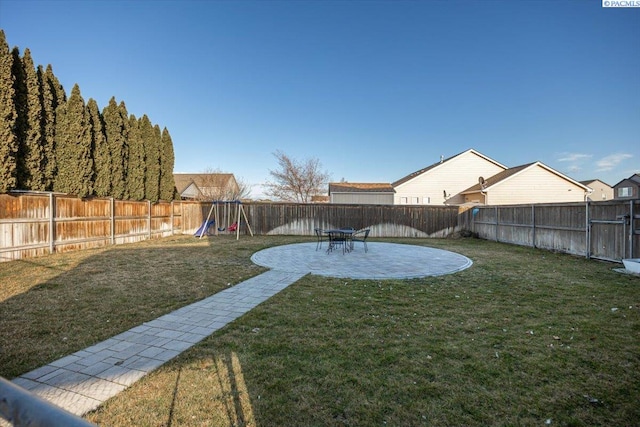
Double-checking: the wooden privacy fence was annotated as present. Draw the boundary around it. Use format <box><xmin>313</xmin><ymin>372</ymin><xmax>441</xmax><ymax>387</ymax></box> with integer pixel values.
<box><xmin>0</xmin><ymin>192</ymin><xmax>182</xmax><ymax>262</ymax></box>
<box><xmin>241</xmin><ymin>203</ymin><xmax>460</xmax><ymax>238</ymax></box>
<box><xmin>3</xmin><ymin>192</ymin><xmax>639</xmax><ymax>263</ymax></box>
<box><xmin>458</xmin><ymin>199</ymin><xmax>640</xmax><ymax>262</ymax></box>
<box><xmin>0</xmin><ymin>193</ymin><xmax>460</xmax><ymax>262</ymax></box>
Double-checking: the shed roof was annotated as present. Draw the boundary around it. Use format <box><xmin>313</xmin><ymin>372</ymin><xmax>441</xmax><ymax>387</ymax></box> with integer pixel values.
<box><xmin>329</xmin><ymin>182</ymin><xmax>395</xmax><ymax>194</ymax></box>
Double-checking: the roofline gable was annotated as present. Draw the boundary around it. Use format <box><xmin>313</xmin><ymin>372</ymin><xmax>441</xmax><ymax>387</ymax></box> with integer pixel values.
<box><xmin>613</xmin><ymin>173</ymin><xmax>640</xmax><ymax>188</ymax></box>
<box><xmin>461</xmin><ymin>161</ymin><xmax>592</xmax><ymax>194</ymax></box>
<box><xmin>392</xmin><ymin>148</ymin><xmax>507</xmax><ymax>188</ymax></box>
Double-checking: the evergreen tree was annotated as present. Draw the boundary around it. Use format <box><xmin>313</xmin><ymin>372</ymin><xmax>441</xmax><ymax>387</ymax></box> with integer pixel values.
<box><xmin>11</xmin><ymin>47</ymin><xmax>28</xmax><ymax>188</ymax></box>
<box><xmin>21</xmin><ymin>48</ymin><xmax>45</xmax><ymax>190</ymax></box>
<box><xmin>152</xmin><ymin>124</ymin><xmax>163</xmax><ymax>202</ymax></box>
<box><xmin>140</xmin><ymin>115</ymin><xmax>159</xmax><ymax>202</ymax></box>
<box><xmin>87</xmin><ymin>98</ymin><xmax>110</xmax><ymax>196</ymax></box>
<box><xmin>102</xmin><ymin>97</ymin><xmax>127</xmax><ymax>199</ymax></box>
<box><xmin>53</xmin><ymin>84</ymin><xmax>93</xmax><ymax>196</ymax></box>
<box><xmin>117</xmin><ymin>101</ymin><xmax>130</xmax><ymax>199</ymax></box>
<box><xmin>41</xmin><ymin>64</ymin><xmax>65</xmax><ymax>190</ymax></box>
<box><xmin>159</xmin><ymin>127</ymin><xmax>176</xmax><ymax>201</ymax></box>
<box><xmin>0</xmin><ymin>30</ymin><xmax>18</xmax><ymax>192</ymax></box>
<box><xmin>126</xmin><ymin>114</ymin><xmax>145</xmax><ymax>200</ymax></box>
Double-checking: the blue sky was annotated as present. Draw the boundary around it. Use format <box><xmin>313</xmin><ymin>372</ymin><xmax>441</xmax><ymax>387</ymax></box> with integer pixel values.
<box><xmin>1</xmin><ymin>0</ymin><xmax>638</xmax><ymax>198</ymax></box>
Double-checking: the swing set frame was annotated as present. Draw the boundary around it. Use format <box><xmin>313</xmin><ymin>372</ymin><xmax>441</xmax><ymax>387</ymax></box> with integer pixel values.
<box><xmin>197</xmin><ymin>200</ymin><xmax>253</xmax><ymax>240</ymax></box>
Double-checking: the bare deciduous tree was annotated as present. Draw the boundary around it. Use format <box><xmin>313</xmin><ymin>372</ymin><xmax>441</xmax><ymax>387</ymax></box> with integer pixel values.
<box><xmin>265</xmin><ymin>150</ymin><xmax>330</xmax><ymax>203</ymax></box>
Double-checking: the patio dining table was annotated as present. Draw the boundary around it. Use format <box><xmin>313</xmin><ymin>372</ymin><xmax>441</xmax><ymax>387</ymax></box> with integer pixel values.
<box><xmin>324</xmin><ymin>228</ymin><xmax>355</xmax><ymax>254</ymax></box>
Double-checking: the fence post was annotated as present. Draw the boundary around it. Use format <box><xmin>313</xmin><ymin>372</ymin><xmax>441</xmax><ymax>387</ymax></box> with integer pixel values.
<box><xmin>49</xmin><ymin>193</ymin><xmax>55</xmax><ymax>254</ymax></box>
<box><xmin>170</xmin><ymin>201</ymin><xmax>174</xmax><ymax>236</ymax></box>
<box><xmin>110</xmin><ymin>198</ymin><xmax>115</xmax><ymax>246</ymax></box>
<box><xmin>585</xmin><ymin>200</ymin><xmax>591</xmax><ymax>259</ymax></box>
<box><xmin>495</xmin><ymin>206</ymin><xmax>499</xmax><ymax>242</ymax></box>
<box><xmin>148</xmin><ymin>201</ymin><xmax>152</xmax><ymax>240</ymax></box>
<box><xmin>531</xmin><ymin>204</ymin><xmax>536</xmax><ymax>248</ymax></box>
<box><xmin>629</xmin><ymin>200</ymin><xmax>634</xmax><ymax>259</ymax></box>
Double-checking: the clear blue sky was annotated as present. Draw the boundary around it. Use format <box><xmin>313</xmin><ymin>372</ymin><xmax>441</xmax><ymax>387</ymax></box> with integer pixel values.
<box><xmin>1</xmin><ymin>0</ymin><xmax>638</xmax><ymax>198</ymax></box>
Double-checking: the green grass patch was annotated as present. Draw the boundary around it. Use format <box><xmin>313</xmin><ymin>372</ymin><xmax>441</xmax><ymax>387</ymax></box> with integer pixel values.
<box><xmin>2</xmin><ymin>235</ymin><xmax>639</xmax><ymax>426</ymax></box>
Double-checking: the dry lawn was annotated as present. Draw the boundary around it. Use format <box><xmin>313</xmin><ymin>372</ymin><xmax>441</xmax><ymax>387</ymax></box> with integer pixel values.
<box><xmin>1</xmin><ymin>235</ymin><xmax>638</xmax><ymax>426</ymax></box>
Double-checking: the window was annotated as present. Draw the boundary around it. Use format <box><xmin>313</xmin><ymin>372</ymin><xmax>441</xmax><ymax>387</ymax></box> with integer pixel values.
<box><xmin>618</xmin><ymin>187</ymin><xmax>632</xmax><ymax>197</ymax></box>
<box><xmin>400</xmin><ymin>197</ymin><xmax>408</xmax><ymax>204</ymax></box>
<box><xmin>413</xmin><ymin>197</ymin><xmax>419</xmax><ymax>204</ymax></box>
<box><xmin>423</xmin><ymin>197</ymin><xmax>430</xmax><ymax>204</ymax></box>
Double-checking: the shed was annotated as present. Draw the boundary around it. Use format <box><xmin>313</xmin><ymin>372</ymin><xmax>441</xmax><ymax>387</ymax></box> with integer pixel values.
<box><xmin>329</xmin><ymin>183</ymin><xmax>395</xmax><ymax>205</ymax></box>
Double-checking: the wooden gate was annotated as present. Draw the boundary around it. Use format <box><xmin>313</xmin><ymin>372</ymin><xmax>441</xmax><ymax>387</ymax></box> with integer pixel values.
<box><xmin>588</xmin><ymin>200</ymin><xmax>638</xmax><ymax>262</ymax></box>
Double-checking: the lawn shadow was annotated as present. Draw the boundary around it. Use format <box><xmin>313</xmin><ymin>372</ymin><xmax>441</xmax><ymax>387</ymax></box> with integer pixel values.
<box><xmin>0</xmin><ymin>236</ymin><xmax>269</xmax><ymax>379</ymax></box>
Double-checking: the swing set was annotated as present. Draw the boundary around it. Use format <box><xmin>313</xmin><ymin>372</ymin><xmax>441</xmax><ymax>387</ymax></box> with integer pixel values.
<box><xmin>196</xmin><ymin>200</ymin><xmax>253</xmax><ymax>240</ymax></box>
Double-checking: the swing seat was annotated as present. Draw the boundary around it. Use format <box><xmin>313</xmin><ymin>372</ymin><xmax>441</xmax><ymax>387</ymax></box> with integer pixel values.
<box><xmin>228</xmin><ymin>222</ymin><xmax>238</xmax><ymax>232</ymax></box>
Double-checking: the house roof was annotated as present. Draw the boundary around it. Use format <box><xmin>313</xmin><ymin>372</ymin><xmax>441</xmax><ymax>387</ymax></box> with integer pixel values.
<box><xmin>329</xmin><ymin>182</ymin><xmax>395</xmax><ymax>194</ymax></box>
<box><xmin>460</xmin><ymin>162</ymin><xmax>591</xmax><ymax>194</ymax></box>
<box><xmin>392</xmin><ymin>149</ymin><xmax>507</xmax><ymax>187</ymax></box>
<box><xmin>580</xmin><ymin>179</ymin><xmax>612</xmax><ymax>187</ymax></box>
<box><xmin>461</xmin><ymin>163</ymin><xmax>534</xmax><ymax>193</ymax></box>
<box><xmin>173</xmin><ymin>173</ymin><xmax>236</xmax><ymax>194</ymax></box>
<box><xmin>613</xmin><ymin>173</ymin><xmax>640</xmax><ymax>188</ymax></box>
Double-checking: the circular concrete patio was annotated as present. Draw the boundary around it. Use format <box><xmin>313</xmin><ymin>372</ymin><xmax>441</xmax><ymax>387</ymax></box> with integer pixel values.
<box><xmin>251</xmin><ymin>242</ymin><xmax>473</xmax><ymax>279</ymax></box>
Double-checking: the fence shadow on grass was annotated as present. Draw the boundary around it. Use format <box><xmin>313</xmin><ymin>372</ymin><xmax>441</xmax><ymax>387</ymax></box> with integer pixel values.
<box><xmin>0</xmin><ymin>235</ymin><xmax>282</xmax><ymax>379</ymax></box>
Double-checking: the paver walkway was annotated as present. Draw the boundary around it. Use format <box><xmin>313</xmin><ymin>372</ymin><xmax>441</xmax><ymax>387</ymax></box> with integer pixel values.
<box><xmin>10</xmin><ymin>270</ymin><xmax>306</xmax><ymax>417</ymax></box>
<box><xmin>9</xmin><ymin>242</ymin><xmax>472</xmax><ymax>419</ymax></box>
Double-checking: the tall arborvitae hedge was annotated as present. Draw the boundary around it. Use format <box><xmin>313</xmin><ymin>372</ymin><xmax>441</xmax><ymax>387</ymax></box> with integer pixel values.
<box><xmin>102</xmin><ymin>97</ymin><xmax>127</xmax><ymax>199</ymax></box>
<box><xmin>22</xmin><ymin>48</ymin><xmax>45</xmax><ymax>190</ymax></box>
<box><xmin>0</xmin><ymin>30</ymin><xmax>18</xmax><ymax>192</ymax></box>
<box><xmin>88</xmin><ymin>98</ymin><xmax>110</xmax><ymax>197</ymax></box>
<box><xmin>140</xmin><ymin>115</ymin><xmax>159</xmax><ymax>202</ymax></box>
<box><xmin>11</xmin><ymin>47</ymin><xmax>29</xmax><ymax>189</ymax></box>
<box><xmin>160</xmin><ymin>127</ymin><xmax>176</xmax><ymax>201</ymax></box>
<box><xmin>53</xmin><ymin>84</ymin><xmax>93</xmax><ymax>197</ymax></box>
<box><xmin>0</xmin><ymin>32</ymin><xmax>178</xmax><ymax>199</ymax></box>
<box><xmin>41</xmin><ymin>64</ymin><xmax>66</xmax><ymax>191</ymax></box>
<box><xmin>127</xmin><ymin>114</ymin><xmax>145</xmax><ymax>200</ymax></box>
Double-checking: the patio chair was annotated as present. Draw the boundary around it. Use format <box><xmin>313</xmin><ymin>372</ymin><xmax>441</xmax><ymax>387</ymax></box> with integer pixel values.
<box><xmin>315</xmin><ymin>228</ymin><xmax>327</xmax><ymax>251</ymax></box>
<box><xmin>327</xmin><ymin>230</ymin><xmax>349</xmax><ymax>254</ymax></box>
<box><xmin>351</xmin><ymin>228</ymin><xmax>370</xmax><ymax>252</ymax></box>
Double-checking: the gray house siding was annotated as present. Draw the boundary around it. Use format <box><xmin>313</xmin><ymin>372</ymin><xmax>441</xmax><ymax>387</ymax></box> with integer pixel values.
<box><xmin>331</xmin><ymin>193</ymin><xmax>394</xmax><ymax>205</ymax></box>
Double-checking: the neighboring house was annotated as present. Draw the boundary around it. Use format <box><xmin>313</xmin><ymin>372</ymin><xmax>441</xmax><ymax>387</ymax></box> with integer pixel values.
<box><xmin>173</xmin><ymin>173</ymin><xmax>239</xmax><ymax>201</ymax></box>
<box><xmin>581</xmin><ymin>179</ymin><xmax>614</xmax><ymax>201</ymax></box>
<box><xmin>392</xmin><ymin>149</ymin><xmax>507</xmax><ymax>205</ymax></box>
<box><xmin>329</xmin><ymin>183</ymin><xmax>395</xmax><ymax>205</ymax></box>
<box><xmin>460</xmin><ymin>162</ymin><xmax>592</xmax><ymax>205</ymax></box>
<box><xmin>613</xmin><ymin>173</ymin><xmax>640</xmax><ymax>200</ymax></box>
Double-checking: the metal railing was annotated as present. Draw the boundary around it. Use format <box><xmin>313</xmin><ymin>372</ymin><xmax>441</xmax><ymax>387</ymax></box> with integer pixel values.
<box><xmin>0</xmin><ymin>377</ymin><xmax>95</xmax><ymax>427</ymax></box>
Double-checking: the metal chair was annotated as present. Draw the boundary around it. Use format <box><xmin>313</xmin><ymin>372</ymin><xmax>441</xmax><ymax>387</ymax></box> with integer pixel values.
<box><xmin>351</xmin><ymin>229</ymin><xmax>370</xmax><ymax>252</ymax></box>
<box><xmin>327</xmin><ymin>230</ymin><xmax>349</xmax><ymax>254</ymax></box>
<box><xmin>314</xmin><ymin>228</ymin><xmax>327</xmax><ymax>251</ymax></box>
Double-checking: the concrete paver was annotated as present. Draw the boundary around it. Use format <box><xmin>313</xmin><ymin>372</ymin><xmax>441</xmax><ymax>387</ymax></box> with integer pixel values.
<box><xmin>9</xmin><ymin>242</ymin><xmax>472</xmax><ymax>419</ymax></box>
